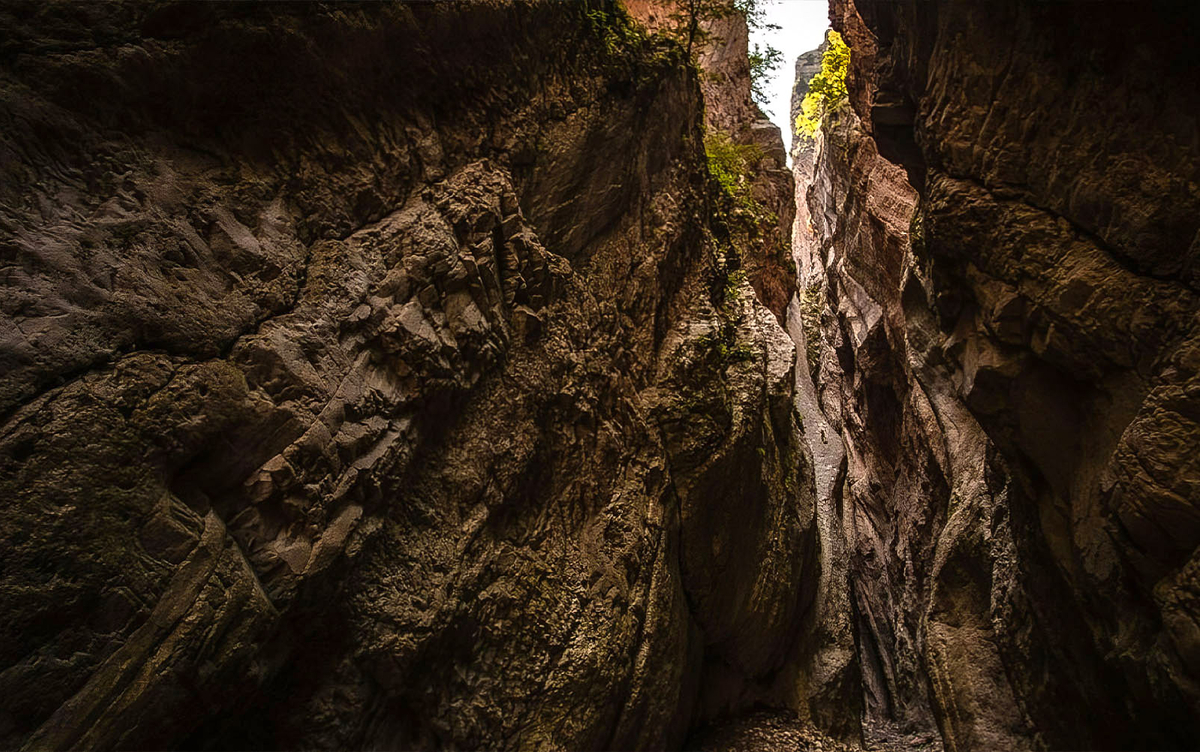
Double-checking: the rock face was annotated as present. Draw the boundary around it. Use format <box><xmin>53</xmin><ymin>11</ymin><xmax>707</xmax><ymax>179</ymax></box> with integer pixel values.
<box><xmin>0</xmin><ymin>2</ymin><xmax>814</xmax><ymax>749</ymax></box>
<box><xmin>694</xmin><ymin>12</ymin><xmax>796</xmax><ymax>323</ymax></box>
<box><xmin>778</xmin><ymin>35</ymin><xmax>867</xmax><ymax>747</ymax></box>
<box><xmin>625</xmin><ymin>0</ymin><xmax>795</xmax><ymax>322</ymax></box>
<box><xmin>795</xmin><ymin>0</ymin><xmax>1200</xmax><ymax>749</ymax></box>
<box><xmin>790</xmin><ymin>43</ymin><xmax>825</xmax><ymax>161</ymax></box>
<box><xmin>7</xmin><ymin>0</ymin><xmax>1199</xmax><ymax>748</ymax></box>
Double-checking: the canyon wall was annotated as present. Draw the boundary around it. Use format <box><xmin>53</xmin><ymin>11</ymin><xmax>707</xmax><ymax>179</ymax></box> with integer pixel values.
<box><xmin>796</xmin><ymin>0</ymin><xmax>1200</xmax><ymax>748</ymax></box>
<box><xmin>0</xmin><ymin>2</ymin><xmax>814</xmax><ymax>749</ymax></box>
<box><xmin>6</xmin><ymin>0</ymin><xmax>1199</xmax><ymax>748</ymax></box>
<box><xmin>626</xmin><ymin>0</ymin><xmax>796</xmax><ymax>321</ymax></box>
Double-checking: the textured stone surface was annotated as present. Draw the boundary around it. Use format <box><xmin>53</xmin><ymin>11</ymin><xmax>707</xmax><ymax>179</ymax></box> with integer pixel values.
<box><xmin>0</xmin><ymin>2</ymin><xmax>815</xmax><ymax>749</ymax></box>
<box><xmin>625</xmin><ymin>0</ymin><xmax>796</xmax><ymax>322</ymax></box>
<box><xmin>692</xmin><ymin>11</ymin><xmax>796</xmax><ymax>323</ymax></box>
<box><xmin>10</xmin><ymin>0</ymin><xmax>1199</xmax><ymax>748</ymax></box>
<box><xmin>794</xmin><ymin>0</ymin><xmax>1200</xmax><ymax>749</ymax></box>
<box><xmin>790</xmin><ymin>42</ymin><xmax>825</xmax><ymax>165</ymax></box>
<box><xmin>690</xmin><ymin>710</ymin><xmax>853</xmax><ymax>752</ymax></box>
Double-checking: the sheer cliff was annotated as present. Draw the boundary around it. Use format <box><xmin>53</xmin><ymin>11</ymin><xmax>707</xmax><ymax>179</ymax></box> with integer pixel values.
<box><xmin>795</xmin><ymin>0</ymin><xmax>1200</xmax><ymax>749</ymax></box>
<box><xmin>0</xmin><ymin>2</ymin><xmax>813</xmax><ymax>749</ymax></box>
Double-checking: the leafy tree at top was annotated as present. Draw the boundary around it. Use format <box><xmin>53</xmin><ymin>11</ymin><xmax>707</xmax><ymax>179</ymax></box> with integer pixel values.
<box><xmin>794</xmin><ymin>30</ymin><xmax>850</xmax><ymax>140</ymax></box>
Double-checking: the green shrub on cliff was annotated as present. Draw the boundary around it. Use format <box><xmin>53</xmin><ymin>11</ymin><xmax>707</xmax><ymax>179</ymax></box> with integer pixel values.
<box><xmin>660</xmin><ymin>0</ymin><xmax>780</xmax><ymax>62</ymax></box>
<box><xmin>583</xmin><ymin>4</ymin><xmax>641</xmax><ymax>56</ymax></box>
<box><xmin>662</xmin><ymin>0</ymin><xmax>734</xmax><ymax>56</ymax></box>
<box><xmin>794</xmin><ymin>30</ymin><xmax>850</xmax><ymax>140</ymax></box>
<box><xmin>705</xmin><ymin>131</ymin><xmax>760</xmax><ymax>200</ymax></box>
<box><xmin>704</xmin><ymin>130</ymin><xmax>778</xmax><ymax>268</ymax></box>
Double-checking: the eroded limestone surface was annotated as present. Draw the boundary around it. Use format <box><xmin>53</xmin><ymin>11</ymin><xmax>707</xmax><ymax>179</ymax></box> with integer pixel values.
<box><xmin>4</xmin><ymin>0</ymin><xmax>1200</xmax><ymax>750</ymax></box>
<box><xmin>0</xmin><ymin>3</ymin><xmax>813</xmax><ymax>749</ymax></box>
<box><xmin>791</xmin><ymin>0</ymin><xmax>1200</xmax><ymax>749</ymax></box>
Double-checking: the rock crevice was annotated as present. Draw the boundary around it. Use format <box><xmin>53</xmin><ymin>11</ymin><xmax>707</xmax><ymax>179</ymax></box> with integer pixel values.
<box><xmin>3</xmin><ymin>0</ymin><xmax>1200</xmax><ymax>749</ymax></box>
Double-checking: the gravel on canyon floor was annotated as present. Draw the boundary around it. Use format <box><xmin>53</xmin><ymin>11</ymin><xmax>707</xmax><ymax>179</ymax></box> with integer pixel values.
<box><xmin>690</xmin><ymin>711</ymin><xmax>945</xmax><ymax>752</ymax></box>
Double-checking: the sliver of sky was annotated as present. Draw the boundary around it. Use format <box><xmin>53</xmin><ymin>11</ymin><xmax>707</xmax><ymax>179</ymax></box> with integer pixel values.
<box><xmin>749</xmin><ymin>0</ymin><xmax>830</xmax><ymax>153</ymax></box>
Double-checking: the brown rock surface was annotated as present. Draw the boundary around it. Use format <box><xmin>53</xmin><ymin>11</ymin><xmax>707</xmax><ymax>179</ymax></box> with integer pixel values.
<box><xmin>693</xmin><ymin>11</ymin><xmax>796</xmax><ymax>324</ymax></box>
<box><xmin>625</xmin><ymin>0</ymin><xmax>796</xmax><ymax>323</ymax></box>
<box><xmin>8</xmin><ymin>0</ymin><xmax>1200</xmax><ymax>748</ymax></box>
<box><xmin>793</xmin><ymin>0</ymin><xmax>1200</xmax><ymax>749</ymax></box>
<box><xmin>0</xmin><ymin>2</ymin><xmax>816</xmax><ymax>749</ymax></box>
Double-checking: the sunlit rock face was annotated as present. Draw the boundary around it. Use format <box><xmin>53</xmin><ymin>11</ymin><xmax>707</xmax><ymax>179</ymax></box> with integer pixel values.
<box><xmin>0</xmin><ymin>2</ymin><xmax>814</xmax><ymax>749</ymax></box>
<box><xmin>796</xmin><ymin>0</ymin><xmax>1200</xmax><ymax>748</ymax></box>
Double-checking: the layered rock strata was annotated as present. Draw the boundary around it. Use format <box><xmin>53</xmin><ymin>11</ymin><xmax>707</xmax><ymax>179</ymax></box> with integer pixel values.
<box><xmin>794</xmin><ymin>0</ymin><xmax>1200</xmax><ymax>748</ymax></box>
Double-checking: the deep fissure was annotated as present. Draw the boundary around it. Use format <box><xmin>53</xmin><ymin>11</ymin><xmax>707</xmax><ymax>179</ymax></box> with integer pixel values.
<box><xmin>2</xmin><ymin>1</ymin><xmax>1198</xmax><ymax>750</ymax></box>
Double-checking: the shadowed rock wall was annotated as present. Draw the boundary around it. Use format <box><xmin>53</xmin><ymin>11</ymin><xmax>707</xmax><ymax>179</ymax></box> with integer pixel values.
<box><xmin>9</xmin><ymin>0</ymin><xmax>1197</xmax><ymax>748</ymax></box>
<box><xmin>0</xmin><ymin>2</ymin><xmax>818</xmax><ymax>749</ymax></box>
<box><xmin>795</xmin><ymin>0</ymin><xmax>1200</xmax><ymax>748</ymax></box>
<box><xmin>625</xmin><ymin>0</ymin><xmax>796</xmax><ymax>321</ymax></box>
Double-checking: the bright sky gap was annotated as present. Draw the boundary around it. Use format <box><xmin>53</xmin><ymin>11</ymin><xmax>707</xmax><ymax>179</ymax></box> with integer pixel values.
<box><xmin>749</xmin><ymin>0</ymin><xmax>830</xmax><ymax>153</ymax></box>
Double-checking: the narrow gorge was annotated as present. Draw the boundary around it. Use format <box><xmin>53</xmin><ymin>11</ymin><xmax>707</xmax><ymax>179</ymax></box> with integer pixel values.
<box><xmin>1</xmin><ymin>1</ymin><xmax>1197</xmax><ymax>750</ymax></box>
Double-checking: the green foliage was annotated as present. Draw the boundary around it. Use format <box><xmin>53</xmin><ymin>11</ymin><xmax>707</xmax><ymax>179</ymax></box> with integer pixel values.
<box><xmin>741</xmin><ymin>0</ymin><xmax>782</xmax><ymax>107</ymax></box>
<box><xmin>699</xmin><ymin>317</ymin><xmax>755</xmax><ymax>365</ymax></box>
<box><xmin>909</xmin><ymin>207</ymin><xmax>926</xmax><ymax>256</ymax></box>
<box><xmin>583</xmin><ymin>4</ymin><xmax>642</xmax><ymax>56</ymax></box>
<box><xmin>733</xmin><ymin>0</ymin><xmax>773</xmax><ymax>29</ymax></box>
<box><xmin>749</xmin><ymin>42</ymin><xmax>784</xmax><ymax>107</ymax></box>
<box><xmin>794</xmin><ymin>30</ymin><xmax>850</xmax><ymax>141</ymax></box>
<box><xmin>662</xmin><ymin>0</ymin><xmax>734</xmax><ymax>56</ymax></box>
<box><xmin>723</xmin><ymin>267</ymin><xmax>747</xmax><ymax>304</ymax></box>
<box><xmin>705</xmin><ymin>132</ymin><xmax>753</xmax><ymax>196</ymax></box>
<box><xmin>650</xmin><ymin>0</ymin><xmax>784</xmax><ymax>109</ymax></box>
<box><xmin>704</xmin><ymin>131</ymin><xmax>763</xmax><ymax>218</ymax></box>
<box><xmin>659</xmin><ymin>0</ymin><xmax>778</xmax><ymax>58</ymax></box>
<box><xmin>703</xmin><ymin>128</ymin><xmax>784</xmax><ymax>327</ymax></box>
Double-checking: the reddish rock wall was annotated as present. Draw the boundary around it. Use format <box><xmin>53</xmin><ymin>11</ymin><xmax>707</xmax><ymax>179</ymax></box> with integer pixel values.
<box><xmin>795</xmin><ymin>0</ymin><xmax>1200</xmax><ymax>748</ymax></box>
